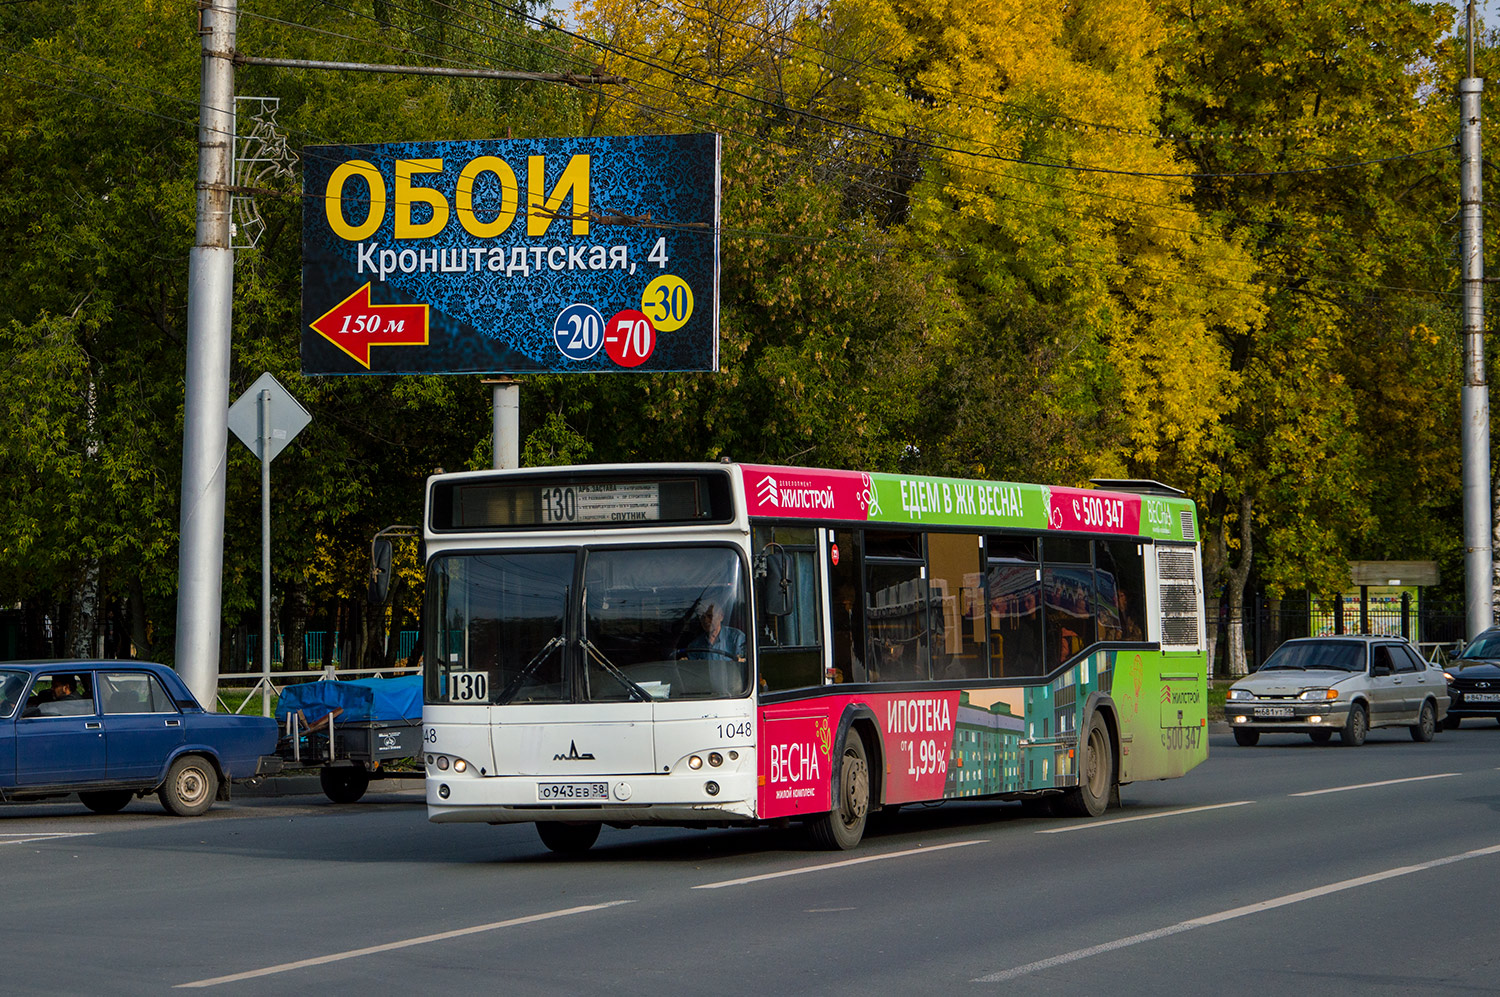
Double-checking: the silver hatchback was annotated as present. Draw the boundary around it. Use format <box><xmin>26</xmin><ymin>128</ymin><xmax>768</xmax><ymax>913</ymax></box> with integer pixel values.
<box><xmin>1224</xmin><ymin>636</ymin><xmax>1448</xmax><ymax>746</ymax></box>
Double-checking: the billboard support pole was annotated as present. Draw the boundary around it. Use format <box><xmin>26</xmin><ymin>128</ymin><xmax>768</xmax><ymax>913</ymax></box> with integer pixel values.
<box><xmin>485</xmin><ymin>377</ymin><xmax>519</xmax><ymax>469</ymax></box>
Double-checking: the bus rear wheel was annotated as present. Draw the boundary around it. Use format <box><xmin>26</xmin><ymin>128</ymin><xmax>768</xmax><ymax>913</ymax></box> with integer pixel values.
<box><xmin>1057</xmin><ymin>713</ymin><xmax>1113</xmax><ymax>818</ymax></box>
<box><xmin>537</xmin><ymin>821</ymin><xmax>601</xmax><ymax>855</ymax></box>
<box><xmin>810</xmin><ymin>732</ymin><xmax>870</xmax><ymax>850</ymax></box>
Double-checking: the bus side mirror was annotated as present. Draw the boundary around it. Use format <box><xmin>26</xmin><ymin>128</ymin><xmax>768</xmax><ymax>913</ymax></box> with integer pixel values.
<box><xmin>759</xmin><ymin>548</ymin><xmax>794</xmax><ymax>617</ymax></box>
<box><xmin>370</xmin><ymin>538</ymin><xmax>394</xmax><ymax>603</ymax></box>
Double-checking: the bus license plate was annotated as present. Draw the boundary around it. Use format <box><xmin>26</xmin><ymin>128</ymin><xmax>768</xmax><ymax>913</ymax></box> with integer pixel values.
<box><xmin>1254</xmin><ymin>707</ymin><xmax>1294</xmax><ymax>718</ymax></box>
<box><xmin>538</xmin><ymin>782</ymin><xmax>608</xmax><ymax>801</ymax></box>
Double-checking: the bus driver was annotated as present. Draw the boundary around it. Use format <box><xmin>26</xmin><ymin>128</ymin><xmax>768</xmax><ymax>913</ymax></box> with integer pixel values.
<box><xmin>681</xmin><ymin>602</ymin><xmax>747</xmax><ymax>662</ymax></box>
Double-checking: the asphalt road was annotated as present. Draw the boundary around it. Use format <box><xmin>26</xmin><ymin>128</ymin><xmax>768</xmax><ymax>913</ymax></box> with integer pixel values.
<box><xmin>5</xmin><ymin>723</ymin><xmax>1500</xmax><ymax>995</ymax></box>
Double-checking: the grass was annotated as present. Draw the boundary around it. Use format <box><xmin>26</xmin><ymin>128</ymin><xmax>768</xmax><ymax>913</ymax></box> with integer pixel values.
<box><xmin>1208</xmin><ymin>679</ymin><xmax>1231</xmax><ymax>722</ymax></box>
<box><xmin>213</xmin><ymin>683</ymin><xmax>279</xmax><ymax>718</ymax></box>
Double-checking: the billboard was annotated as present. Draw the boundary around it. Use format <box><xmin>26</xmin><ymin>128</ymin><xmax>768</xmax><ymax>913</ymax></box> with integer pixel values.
<box><xmin>301</xmin><ymin>134</ymin><xmax>720</xmax><ymax>375</ymax></box>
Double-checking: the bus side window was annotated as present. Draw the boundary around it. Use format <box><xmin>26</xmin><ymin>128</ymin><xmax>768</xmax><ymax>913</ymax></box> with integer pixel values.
<box><xmin>753</xmin><ymin>526</ymin><xmax>822</xmax><ymax>691</ymax></box>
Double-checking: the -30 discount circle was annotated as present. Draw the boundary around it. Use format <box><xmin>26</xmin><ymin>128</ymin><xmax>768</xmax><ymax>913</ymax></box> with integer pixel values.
<box><xmin>553</xmin><ymin>303</ymin><xmax>605</xmax><ymax>361</ymax></box>
<box><xmin>605</xmin><ymin>310</ymin><xmax>657</xmax><ymax>368</ymax></box>
<box><xmin>640</xmin><ymin>274</ymin><xmax>694</xmax><ymax>333</ymax></box>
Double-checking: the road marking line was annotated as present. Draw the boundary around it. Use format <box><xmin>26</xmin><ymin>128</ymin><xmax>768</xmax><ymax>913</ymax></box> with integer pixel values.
<box><xmin>175</xmin><ymin>901</ymin><xmax>634</xmax><ymax>988</ymax></box>
<box><xmin>1290</xmin><ymin>773</ymin><xmax>1460</xmax><ymax>797</ymax></box>
<box><xmin>1036</xmin><ymin>801</ymin><xmax>1252</xmax><ymax>833</ymax></box>
<box><xmin>693</xmin><ymin>840</ymin><xmax>984</xmax><ymax>889</ymax></box>
<box><xmin>974</xmin><ymin>841</ymin><xmax>1500</xmax><ymax>982</ymax></box>
<box><xmin>0</xmin><ymin>833</ymin><xmax>94</xmax><ymax>846</ymax></box>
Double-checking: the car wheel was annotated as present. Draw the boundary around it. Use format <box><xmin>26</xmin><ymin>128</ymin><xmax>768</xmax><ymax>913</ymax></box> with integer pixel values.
<box><xmin>1410</xmin><ymin>701</ymin><xmax>1437</xmax><ymax>742</ymax></box>
<box><xmin>78</xmin><ymin>790</ymin><xmax>133</xmax><ymax>814</ymax></box>
<box><xmin>809</xmin><ymin>731</ymin><xmax>872</xmax><ymax>849</ymax></box>
<box><xmin>1309</xmin><ymin>730</ymin><xmax>1333</xmax><ymax>744</ymax></box>
<box><xmin>1444</xmin><ymin>715</ymin><xmax>1462</xmax><ymax>730</ymax></box>
<box><xmin>536</xmin><ymin>821</ymin><xmax>601</xmax><ymax>854</ymax></box>
<box><xmin>157</xmin><ymin>755</ymin><xmax>219</xmax><ymax>816</ymax></box>
<box><xmin>1057</xmin><ymin>713</ymin><xmax>1114</xmax><ymax>817</ymax></box>
<box><xmin>1233</xmin><ymin>728</ymin><xmax>1260</xmax><ymax>747</ymax></box>
<box><xmin>1340</xmin><ymin>703</ymin><xmax>1368</xmax><ymax>746</ymax></box>
<box><xmin>320</xmin><ymin>765</ymin><xmax>371</xmax><ymax>804</ymax></box>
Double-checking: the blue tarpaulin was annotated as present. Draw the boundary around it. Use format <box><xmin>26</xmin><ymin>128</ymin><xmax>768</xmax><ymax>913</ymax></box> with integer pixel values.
<box><xmin>275</xmin><ymin>675</ymin><xmax>422</xmax><ymax>725</ymax></box>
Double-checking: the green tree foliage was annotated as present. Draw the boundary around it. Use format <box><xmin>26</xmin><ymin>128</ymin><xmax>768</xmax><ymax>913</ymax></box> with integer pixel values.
<box><xmin>1154</xmin><ymin>0</ymin><xmax>1462</xmax><ymax>671</ymax></box>
<box><xmin>0</xmin><ymin>0</ymin><xmax>1475</xmax><ymax>681</ymax></box>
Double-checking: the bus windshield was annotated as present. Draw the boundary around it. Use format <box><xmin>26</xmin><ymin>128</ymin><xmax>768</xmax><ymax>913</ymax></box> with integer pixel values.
<box><xmin>427</xmin><ymin>546</ymin><xmax>751</xmax><ymax>705</ymax></box>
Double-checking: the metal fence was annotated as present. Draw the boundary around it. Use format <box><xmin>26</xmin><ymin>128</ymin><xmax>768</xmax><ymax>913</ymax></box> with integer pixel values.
<box><xmin>1222</xmin><ymin>594</ymin><xmax>1466</xmax><ymax>673</ymax></box>
<box><xmin>234</xmin><ymin>630</ymin><xmax>421</xmax><ymax>670</ymax></box>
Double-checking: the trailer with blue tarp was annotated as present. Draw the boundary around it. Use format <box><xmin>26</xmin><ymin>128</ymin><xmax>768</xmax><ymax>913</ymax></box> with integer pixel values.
<box><xmin>275</xmin><ymin>675</ymin><xmax>423</xmax><ymax>802</ymax></box>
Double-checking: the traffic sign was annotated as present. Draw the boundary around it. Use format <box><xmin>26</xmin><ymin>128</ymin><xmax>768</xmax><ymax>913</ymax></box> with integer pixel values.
<box><xmin>228</xmin><ymin>372</ymin><xmax>311</xmax><ymax>462</ymax></box>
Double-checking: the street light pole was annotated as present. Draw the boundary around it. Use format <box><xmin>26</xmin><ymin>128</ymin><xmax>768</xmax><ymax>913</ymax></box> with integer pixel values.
<box><xmin>176</xmin><ymin>0</ymin><xmax>237</xmax><ymax>707</ymax></box>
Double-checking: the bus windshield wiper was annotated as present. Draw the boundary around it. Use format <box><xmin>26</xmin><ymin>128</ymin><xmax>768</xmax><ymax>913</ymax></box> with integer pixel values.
<box><xmin>494</xmin><ymin>635</ymin><xmax>566</xmax><ymax>705</ymax></box>
<box><xmin>581</xmin><ymin>639</ymin><xmax>653</xmax><ymax>702</ymax></box>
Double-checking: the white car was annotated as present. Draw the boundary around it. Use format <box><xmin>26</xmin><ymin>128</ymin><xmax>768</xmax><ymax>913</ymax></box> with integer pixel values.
<box><xmin>1224</xmin><ymin>636</ymin><xmax>1448</xmax><ymax>746</ymax></box>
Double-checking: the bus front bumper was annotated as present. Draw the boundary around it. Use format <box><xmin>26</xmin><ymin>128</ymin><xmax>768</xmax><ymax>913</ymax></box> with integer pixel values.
<box><xmin>426</xmin><ymin>771</ymin><xmax>759</xmax><ymax>824</ymax></box>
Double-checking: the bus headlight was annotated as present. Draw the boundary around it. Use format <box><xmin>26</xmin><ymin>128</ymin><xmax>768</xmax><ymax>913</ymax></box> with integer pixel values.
<box><xmin>453</xmin><ymin>758</ymin><xmax>467</xmax><ymax>773</ymax></box>
<box><xmin>688</xmin><ymin>755</ymin><xmax>703</xmax><ymax>770</ymax></box>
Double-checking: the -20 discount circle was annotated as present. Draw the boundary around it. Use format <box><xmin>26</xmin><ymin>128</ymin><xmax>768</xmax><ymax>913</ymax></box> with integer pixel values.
<box><xmin>553</xmin><ymin>303</ymin><xmax>605</xmax><ymax>361</ymax></box>
<box><xmin>604</xmin><ymin>309</ymin><xmax>656</xmax><ymax>367</ymax></box>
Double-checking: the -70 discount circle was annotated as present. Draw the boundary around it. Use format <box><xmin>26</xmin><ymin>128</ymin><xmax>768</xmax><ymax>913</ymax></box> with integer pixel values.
<box><xmin>605</xmin><ymin>309</ymin><xmax>656</xmax><ymax>368</ymax></box>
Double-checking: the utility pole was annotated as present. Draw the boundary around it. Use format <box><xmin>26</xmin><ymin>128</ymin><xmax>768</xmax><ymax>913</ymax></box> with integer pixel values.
<box><xmin>176</xmin><ymin>0</ymin><xmax>237</xmax><ymax>708</ymax></box>
<box><xmin>1462</xmin><ymin>0</ymin><xmax>1493</xmax><ymax>640</ymax></box>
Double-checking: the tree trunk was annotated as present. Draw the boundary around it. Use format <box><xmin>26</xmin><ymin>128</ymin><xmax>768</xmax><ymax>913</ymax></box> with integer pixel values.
<box><xmin>128</xmin><ymin>577</ymin><xmax>153</xmax><ymax>659</ymax></box>
<box><xmin>1223</xmin><ymin>495</ymin><xmax>1255</xmax><ymax>677</ymax></box>
<box><xmin>67</xmin><ymin>561</ymin><xmax>100</xmax><ymax>658</ymax></box>
<box><xmin>382</xmin><ymin>576</ymin><xmax>406</xmax><ymax>671</ymax></box>
<box><xmin>1202</xmin><ymin>509</ymin><xmax>1226</xmax><ymax>679</ymax></box>
<box><xmin>283</xmin><ymin>582</ymin><xmax>308</xmax><ymax>672</ymax></box>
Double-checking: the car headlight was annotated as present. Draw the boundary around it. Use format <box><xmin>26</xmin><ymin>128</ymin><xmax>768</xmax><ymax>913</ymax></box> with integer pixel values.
<box><xmin>1227</xmin><ymin>688</ymin><xmax>1252</xmax><ymax>701</ymax></box>
<box><xmin>1298</xmin><ymin>688</ymin><xmax>1339</xmax><ymax>701</ymax></box>
<box><xmin>1444</xmin><ymin>671</ymin><xmax>1455</xmax><ymax>682</ymax></box>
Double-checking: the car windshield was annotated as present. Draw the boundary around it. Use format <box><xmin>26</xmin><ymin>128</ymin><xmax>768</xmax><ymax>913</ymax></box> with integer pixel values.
<box><xmin>425</xmin><ymin>545</ymin><xmax>750</xmax><ymax>704</ymax></box>
<box><xmin>1459</xmin><ymin>634</ymin><xmax>1500</xmax><ymax>660</ymax></box>
<box><xmin>1260</xmin><ymin>640</ymin><xmax>1365</xmax><ymax>672</ymax></box>
<box><xmin>0</xmin><ymin>671</ymin><xmax>26</xmax><ymax>718</ymax></box>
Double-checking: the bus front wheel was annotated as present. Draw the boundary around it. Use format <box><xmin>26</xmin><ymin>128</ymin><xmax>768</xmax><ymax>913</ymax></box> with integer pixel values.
<box><xmin>537</xmin><ymin>821</ymin><xmax>601</xmax><ymax>855</ymax></box>
<box><xmin>809</xmin><ymin>732</ymin><xmax>870</xmax><ymax>850</ymax></box>
<box><xmin>1057</xmin><ymin>713</ymin><xmax>1113</xmax><ymax>818</ymax></box>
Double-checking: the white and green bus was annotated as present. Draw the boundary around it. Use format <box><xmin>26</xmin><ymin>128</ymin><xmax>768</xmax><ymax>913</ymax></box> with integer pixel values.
<box><xmin>419</xmin><ymin>463</ymin><xmax>1208</xmax><ymax>852</ymax></box>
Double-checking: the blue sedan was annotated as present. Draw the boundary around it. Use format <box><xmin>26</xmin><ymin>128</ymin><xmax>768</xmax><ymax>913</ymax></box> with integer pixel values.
<box><xmin>0</xmin><ymin>661</ymin><xmax>280</xmax><ymax>815</ymax></box>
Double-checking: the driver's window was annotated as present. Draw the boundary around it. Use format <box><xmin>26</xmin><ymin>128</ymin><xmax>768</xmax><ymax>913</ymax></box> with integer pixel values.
<box><xmin>1371</xmin><ymin>646</ymin><xmax>1395</xmax><ymax>675</ymax></box>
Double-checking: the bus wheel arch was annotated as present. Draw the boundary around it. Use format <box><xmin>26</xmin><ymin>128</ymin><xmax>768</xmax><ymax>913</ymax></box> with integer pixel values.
<box><xmin>809</xmin><ymin>706</ymin><xmax>878</xmax><ymax>850</ymax></box>
<box><xmin>1057</xmin><ymin>706</ymin><xmax>1116</xmax><ymax>819</ymax></box>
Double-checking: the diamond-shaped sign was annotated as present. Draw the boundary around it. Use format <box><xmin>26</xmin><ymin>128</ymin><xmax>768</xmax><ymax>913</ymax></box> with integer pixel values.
<box><xmin>228</xmin><ymin>372</ymin><xmax>311</xmax><ymax>463</ymax></box>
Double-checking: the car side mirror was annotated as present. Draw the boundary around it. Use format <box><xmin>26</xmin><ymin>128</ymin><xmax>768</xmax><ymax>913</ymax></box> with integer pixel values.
<box><xmin>1372</xmin><ymin>662</ymin><xmax>1392</xmax><ymax>677</ymax></box>
<box><xmin>370</xmin><ymin>538</ymin><xmax>394</xmax><ymax>603</ymax></box>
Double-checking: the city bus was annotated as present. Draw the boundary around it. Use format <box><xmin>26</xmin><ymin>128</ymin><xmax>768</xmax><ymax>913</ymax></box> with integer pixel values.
<box><xmin>419</xmin><ymin>462</ymin><xmax>1208</xmax><ymax>852</ymax></box>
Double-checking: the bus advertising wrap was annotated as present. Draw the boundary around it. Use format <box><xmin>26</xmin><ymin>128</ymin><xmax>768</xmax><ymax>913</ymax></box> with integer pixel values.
<box><xmin>302</xmin><ymin>134</ymin><xmax>721</xmax><ymax>375</ymax></box>
<box><xmin>741</xmin><ymin>464</ymin><xmax>1197</xmax><ymax>543</ymax></box>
